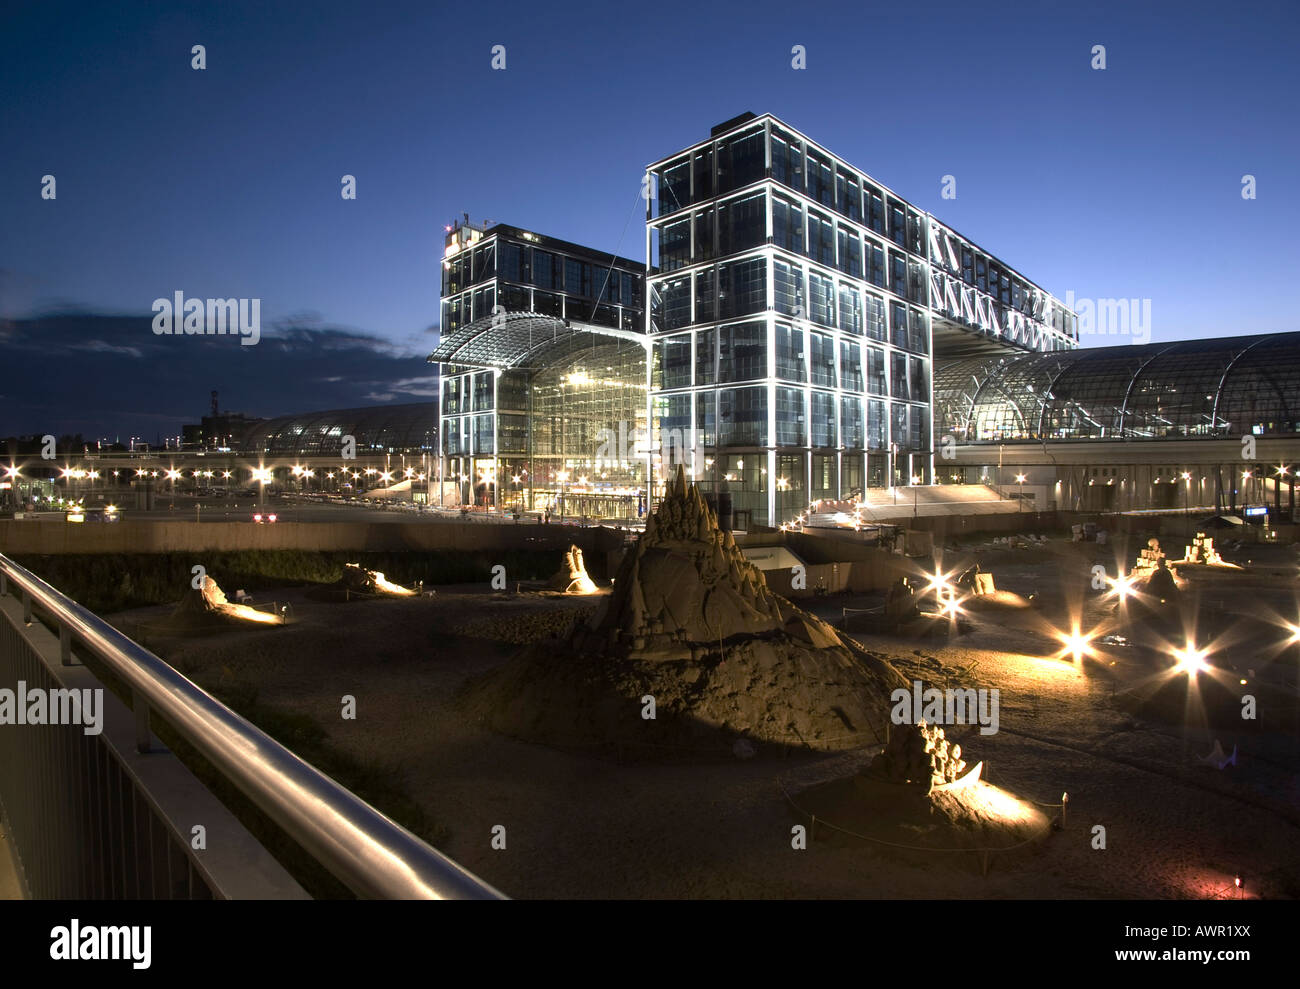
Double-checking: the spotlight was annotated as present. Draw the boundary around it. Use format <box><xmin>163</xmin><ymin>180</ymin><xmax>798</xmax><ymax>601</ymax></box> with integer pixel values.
<box><xmin>1059</xmin><ymin>627</ymin><xmax>1093</xmax><ymax>662</ymax></box>
<box><xmin>1174</xmin><ymin>643</ymin><xmax>1208</xmax><ymax>675</ymax></box>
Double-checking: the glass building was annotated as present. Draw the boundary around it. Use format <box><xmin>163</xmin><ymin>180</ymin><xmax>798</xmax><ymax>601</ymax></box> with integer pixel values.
<box><xmin>644</xmin><ymin>112</ymin><xmax>1078</xmax><ymax>527</ymax></box>
<box><xmin>429</xmin><ymin>221</ymin><xmax>647</xmax><ymax>516</ymax></box>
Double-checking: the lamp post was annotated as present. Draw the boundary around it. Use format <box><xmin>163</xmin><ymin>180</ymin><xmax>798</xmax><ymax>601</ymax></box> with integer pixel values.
<box><xmin>1181</xmin><ymin>471</ymin><xmax>1191</xmax><ymax>522</ymax></box>
<box><xmin>1242</xmin><ymin>469</ymin><xmax>1252</xmax><ymax>515</ymax></box>
<box><xmin>1015</xmin><ymin>473</ymin><xmax>1026</xmax><ymax>512</ymax></box>
<box><xmin>911</xmin><ymin>474</ymin><xmax>920</xmax><ymax>518</ymax></box>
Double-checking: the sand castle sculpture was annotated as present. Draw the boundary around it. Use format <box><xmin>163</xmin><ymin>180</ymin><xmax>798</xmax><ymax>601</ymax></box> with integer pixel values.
<box><xmin>868</xmin><ymin>720</ymin><xmax>971</xmax><ymax>793</ymax></box>
<box><xmin>548</xmin><ymin>545</ymin><xmax>598</xmax><ymax>595</ymax></box>
<box><xmin>1130</xmin><ymin>538</ymin><xmax>1167</xmax><ymax>581</ymax></box>
<box><xmin>467</xmin><ymin>465</ymin><xmax>907</xmax><ymax>754</ymax></box>
<box><xmin>1176</xmin><ymin>532</ymin><xmax>1240</xmax><ymax>569</ymax></box>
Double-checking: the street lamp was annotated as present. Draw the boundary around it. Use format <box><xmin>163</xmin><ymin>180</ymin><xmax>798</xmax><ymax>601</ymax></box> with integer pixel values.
<box><xmin>1181</xmin><ymin>471</ymin><xmax>1191</xmax><ymax>520</ymax></box>
<box><xmin>911</xmin><ymin>474</ymin><xmax>921</xmax><ymax>518</ymax></box>
<box><xmin>1015</xmin><ymin>473</ymin><xmax>1027</xmax><ymax>512</ymax></box>
<box><xmin>1242</xmin><ymin>469</ymin><xmax>1252</xmax><ymax>514</ymax></box>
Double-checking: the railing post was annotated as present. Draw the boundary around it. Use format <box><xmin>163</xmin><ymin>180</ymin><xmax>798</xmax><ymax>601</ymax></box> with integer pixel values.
<box><xmin>133</xmin><ymin>688</ymin><xmax>152</xmax><ymax>753</ymax></box>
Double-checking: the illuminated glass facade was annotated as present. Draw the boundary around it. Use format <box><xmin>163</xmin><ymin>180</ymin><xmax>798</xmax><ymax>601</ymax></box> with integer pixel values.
<box><xmin>645</xmin><ymin>113</ymin><xmax>1076</xmax><ymax>527</ymax></box>
<box><xmin>432</xmin><ymin>222</ymin><xmax>647</xmax><ymax>516</ymax></box>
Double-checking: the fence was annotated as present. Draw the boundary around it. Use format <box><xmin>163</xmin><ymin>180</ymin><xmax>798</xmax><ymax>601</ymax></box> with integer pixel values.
<box><xmin>0</xmin><ymin>551</ymin><xmax>504</xmax><ymax>900</ymax></box>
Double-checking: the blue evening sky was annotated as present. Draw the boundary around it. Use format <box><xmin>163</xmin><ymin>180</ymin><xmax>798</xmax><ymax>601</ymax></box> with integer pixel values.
<box><xmin>1</xmin><ymin>0</ymin><xmax>1297</xmax><ymax>436</ymax></box>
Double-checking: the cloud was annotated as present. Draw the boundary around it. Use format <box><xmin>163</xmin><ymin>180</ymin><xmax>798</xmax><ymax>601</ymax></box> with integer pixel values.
<box><xmin>71</xmin><ymin>339</ymin><xmax>145</xmax><ymax>358</ymax></box>
<box><xmin>0</xmin><ymin>310</ymin><xmax>442</xmax><ymax>439</ymax></box>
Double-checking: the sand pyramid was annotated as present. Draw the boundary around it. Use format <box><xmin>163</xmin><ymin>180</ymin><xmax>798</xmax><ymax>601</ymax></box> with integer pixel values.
<box><xmin>463</xmin><ymin>466</ymin><xmax>908</xmax><ymax>757</ymax></box>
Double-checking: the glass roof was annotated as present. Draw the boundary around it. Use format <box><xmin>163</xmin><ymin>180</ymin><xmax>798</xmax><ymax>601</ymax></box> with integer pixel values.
<box><xmin>934</xmin><ymin>333</ymin><xmax>1300</xmax><ymax>441</ymax></box>
<box><xmin>427</xmin><ymin>311</ymin><xmax>646</xmax><ymax>371</ymax></box>
<box><xmin>237</xmin><ymin>402</ymin><xmax>437</xmax><ymax>456</ymax></box>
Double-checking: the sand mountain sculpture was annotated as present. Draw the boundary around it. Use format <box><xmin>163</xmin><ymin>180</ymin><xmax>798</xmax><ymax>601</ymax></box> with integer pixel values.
<box><xmin>465</xmin><ymin>465</ymin><xmax>908</xmax><ymax>756</ymax></box>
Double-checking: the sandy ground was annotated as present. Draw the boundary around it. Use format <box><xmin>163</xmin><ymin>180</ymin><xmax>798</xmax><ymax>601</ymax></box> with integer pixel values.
<box><xmin>110</xmin><ymin>541</ymin><xmax>1300</xmax><ymax>899</ymax></box>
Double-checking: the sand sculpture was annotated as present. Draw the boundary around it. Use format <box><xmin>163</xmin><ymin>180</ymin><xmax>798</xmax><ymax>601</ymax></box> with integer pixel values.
<box><xmin>168</xmin><ymin>575</ymin><xmax>282</xmax><ymax>628</ymax></box>
<box><xmin>1130</xmin><ymin>537</ymin><xmax>1167</xmax><ymax>581</ymax></box>
<box><xmin>465</xmin><ymin>465</ymin><xmax>908</xmax><ymax>755</ymax></box>
<box><xmin>1175</xmin><ymin>532</ymin><xmax>1240</xmax><ymax>569</ymax></box>
<box><xmin>339</xmin><ymin>563</ymin><xmax>416</xmax><ymax>596</ymax></box>
<box><xmin>548</xmin><ymin>545</ymin><xmax>598</xmax><ymax>595</ymax></box>
<box><xmin>868</xmin><ymin>720</ymin><xmax>969</xmax><ymax>792</ymax></box>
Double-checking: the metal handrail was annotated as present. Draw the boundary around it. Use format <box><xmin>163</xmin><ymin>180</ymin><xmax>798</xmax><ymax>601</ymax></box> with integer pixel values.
<box><xmin>0</xmin><ymin>551</ymin><xmax>505</xmax><ymax>900</ymax></box>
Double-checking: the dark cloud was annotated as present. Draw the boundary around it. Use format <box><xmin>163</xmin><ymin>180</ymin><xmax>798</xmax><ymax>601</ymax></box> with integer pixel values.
<box><xmin>0</xmin><ymin>310</ymin><xmax>440</xmax><ymax>441</ymax></box>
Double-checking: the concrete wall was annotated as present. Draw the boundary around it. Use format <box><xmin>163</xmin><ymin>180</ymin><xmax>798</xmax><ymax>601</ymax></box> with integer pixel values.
<box><xmin>0</xmin><ymin>519</ymin><xmax>627</xmax><ymax>560</ymax></box>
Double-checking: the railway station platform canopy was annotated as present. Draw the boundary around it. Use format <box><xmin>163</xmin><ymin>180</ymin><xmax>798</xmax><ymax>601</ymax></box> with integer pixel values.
<box><xmin>933</xmin><ymin>332</ymin><xmax>1300</xmax><ymax>442</ymax></box>
<box><xmin>427</xmin><ymin>311</ymin><xmax>646</xmax><ymax>372</ymax></box>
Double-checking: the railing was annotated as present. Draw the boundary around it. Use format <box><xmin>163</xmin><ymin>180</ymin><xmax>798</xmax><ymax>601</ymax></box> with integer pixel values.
<box><xmin>0</xmin><ymin>551</ymin><xmax>505</xmax><ymax>900</ymax></box>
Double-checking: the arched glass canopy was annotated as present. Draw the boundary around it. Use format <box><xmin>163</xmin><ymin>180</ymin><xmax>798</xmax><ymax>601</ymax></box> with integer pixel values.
<box><xmin>933</xmin><ymin>333</ymin><xmax>1300</xmax><ymax>441</ymax></box>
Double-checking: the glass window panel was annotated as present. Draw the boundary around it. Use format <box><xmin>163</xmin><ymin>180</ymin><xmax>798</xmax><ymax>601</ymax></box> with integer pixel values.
<box><xmin>773</xmin><ymin>259</ymin><xmax>803</xmax><ymax>318</ymax></box>
<box><xmin>718</xmin><ymin>385</ymin><xmax>767</xmax><ymax>446</ymax></box>
<box><xmin>717</xmin><ymin>191</ymin><xmax>766</xmax><ymax>255</ymax></box>
<box><xmin>661</xmin><ymin>218</ymin><xmax>691</xmax><ymax>271</ymax></box>
<box><xmin>772</xmin><ymin>196</ymin><xmax>805</xmax><ymax>255</ymax></box>
<box><xmin>653</xmin><ymin>334</ymin><xmax>693</xmax><ymax>390</ymax></box>
<box><xmin>867</xmin><ymin>399</ymin><xmax>887</xmax><ymax>450</ymax></box>
<box><xmin>658</xmin><ymin>159</ymin><xmax>690</xmax><ymax>216</ymax></box>
<box><xmin>891</xmin><ymin>351</ymin><xmax>909</xmax><ymax>400</ymax></box>
<box><xmin>864</xmin><ymin>293</ymin><xmax>886</xmax><ymax>341</ymax></box>
<box><xmin>840</xmin><ymin>340</ymin><xmax>864</xmax><ymax>392</ymax></box>
<box><xmin>841</xmin><ymin>396</ymin><xmax>864</xmax><ymax>449</ymax></box>
<box><xmin>696</xmin><ymin>328</ymin><xmax>716</xmax><ymax>386</ymax></box>
<box><xmin>655</xmin><ymin>276</ymin><xmax>691</xmax><ymax>332</ymax></box>
<box><xmin>866</xmin><ymin>346</ymin><xmax>886</xmax><ymax>395</ymax></box>
<box><xmin>718</xmin><ymin>257</ymin><xmax>766</xmax><ymax>319</ymax></box>
<box><xmin>776</xmin><ymin>324</ymin><xmax>806</xmax><ymax>382</ymax></box>
<box><xmin>838</xmin><ymin>282</ymin><xmax>862</xmax><ymax>335</ymax></box>
<box><xmin>694</xmin><ymin>268</ymin><xmax>715</xmax><ymax>324</ymax></box>
<box><xmin>810</xmin><ymin>392</ymin><xmax>836</xmax><ymax>448</ymax></box>
<box><xmin>719</xmin><ymin>321</ymin><xmax>767</xmax><ymax>383</ymax></box>
<box><xmin>694</xmin><ymin>206</ymin><xmax>715</xmax><ymax>262</ymax></box>
<box><xmin>771</xmin><ymin>128</ymin><xmax>804</xmax><ymax>191</ymax></box>
<box><xmin>810</xmin><ymin>332</ymin><xmax>836</xmax><ymax>387</ymax></box>
<box><xmin>776</xmin><ymin>386</ymin><xmax>806</xmax><ymax>446</ymax></box>
<box><xmin>717</xmin><ymin>127</ymin><xmax>765</xmax><ymax>194</ymax></box>
<box><xmin>808</xmin><ymin>272</ymin><xmax>835</xmax><ymax>328</ymax></box>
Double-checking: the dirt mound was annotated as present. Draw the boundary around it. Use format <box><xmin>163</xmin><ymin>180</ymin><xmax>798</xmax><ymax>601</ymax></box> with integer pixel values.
<box><xmin>462</xmin><ymin>466</ymin><xmax>907</xmax><ymax>758</ymax></box>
